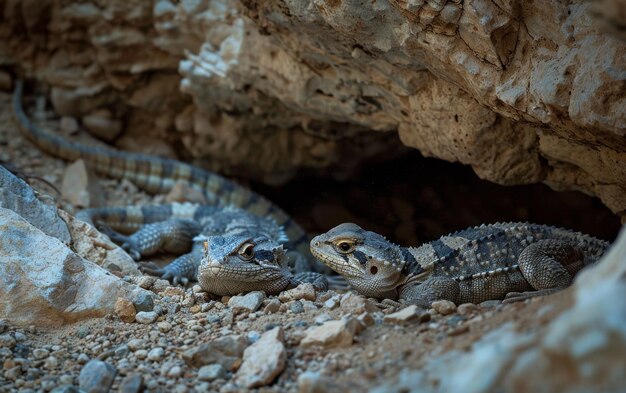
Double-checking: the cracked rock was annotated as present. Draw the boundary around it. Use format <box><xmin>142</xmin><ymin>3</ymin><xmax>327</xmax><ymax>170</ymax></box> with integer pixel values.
<box><xmin>300</xmin><ymin>318</ymin><xmax>361</xmax><ymax>348</ymax></box>
<box><xmin>235</xmin><ymin>326</ymin><xmax>286</xmax><ymax>388</ymax></box>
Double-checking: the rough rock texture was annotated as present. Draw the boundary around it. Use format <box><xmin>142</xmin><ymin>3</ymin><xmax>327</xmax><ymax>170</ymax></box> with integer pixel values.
<box><xmin>374</xmin><ymin>226</ymin><xmax>626</xmax><ymax>393</ymax></box>
<box><xmin>1</xmin><ymin>1</ymin><xmax>622</xmax><ymax>216</ymax></box>
<box><xmin>234</xmin><ymin>326</ymin><xmax>286</xmax><ymax>388</ymax></box>
<box><xmin>0</xmin><ymin>207</ymin><xmax>150</xmax><ymax>327</ymax></box>
<box><xmin>58</xmin><ymin>210</ymin><xmax>141</xmax><ymax>277</ymax></box>
<box><xmin>0</xmin><ymin>165</ymin><xmax>70</xmax><ymax>243</ymax></box>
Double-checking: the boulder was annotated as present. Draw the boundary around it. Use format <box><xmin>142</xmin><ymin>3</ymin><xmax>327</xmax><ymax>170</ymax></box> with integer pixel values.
<box><xmin>0</xmin><ymin>208</ymin><xmax>150</xmax><ymax>327</ymax></box>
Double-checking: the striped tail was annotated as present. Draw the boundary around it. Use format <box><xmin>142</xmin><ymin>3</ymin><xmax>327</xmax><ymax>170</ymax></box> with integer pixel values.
<box><xmin>13</xmin><ymin>80</ymin><xmax>311</xmax><ymax>258</ymax></box>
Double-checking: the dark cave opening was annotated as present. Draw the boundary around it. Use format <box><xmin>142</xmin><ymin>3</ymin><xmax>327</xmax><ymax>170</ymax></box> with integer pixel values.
<box><xmin>258</xmin><ymin>151</ymin><xmax>621</xmax><ymax>245</ymax></box>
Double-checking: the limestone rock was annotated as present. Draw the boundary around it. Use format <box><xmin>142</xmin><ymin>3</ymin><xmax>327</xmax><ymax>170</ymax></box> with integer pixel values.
<box><xmin>300</xmin><ymin>318</ymin><xmax>360</xmax><ymax>348</ymax></box>
<box><xmin>118</xmin><ymin>374</ymin><xmax>143</xmax><ymax>393</ymax></box>
<box><xmin>279</xmin><ymin>283</ymin><xmax>316</xmax><ymax>302</ymax></box>
<box><xmin>135</xmin><ymin>311</ymin><xmax>157</xmax><ymax>324</ymax></box>
<box><xmin>198</xmin><ymin>364</ymin><xmax>225</xmax><ymax>382</ymax></box>
<box><xmin>234</xmin><ymin>326</ymin><xmax>286</xmax><ymax>388</ymax></box>
<box><xmin>61</xmin><ymin>159</ymin><xmax>104</xmax><ymax>209</ymax></box>
<box><xmin>431</xmin><ymin>300</ymin><xmax>457</xmax><ymax>315</ymax></box>
<box><xmin>115</xmin><ymin>298</ymin><xmax>136</xmax><ymax>323</ymax></box>
<box><xmin>78</xmin><ymin>360</ymin><xmax>117</xmax><ymax>393</ymax></box>
<box><xmin>58</xmin><ymin>209</ymin><xmax>141</xmax><ymax>276</ymax></box>
<box><xmin>82</xmin><ymin>109</ymin><xmax>123</xmax><ymax>142</ymax></box>
<box><xmin>0</xmin><ymin>165</ymin><xmax>70</xmax><ymax>244</ymax></box>
<box><xmin>0</xmin><ymin>208</ymin><xmax>149</xmax><ymax>327</ymax></box>
<box><xmin>182</xmin><ymin>335</ymin><xmax>248</xmax><ymax>370</ymax></box>
<box><xmin>384</xmin><ymin>305</ymin><xmax>431</xmax><ymax>325</ymax></box>
<box><xmin>339</xmin><ymin>292</ymin><xmax>380</xmax><ymax>315</ymax></box>
<box><xmin>228</xmin><ymin>291</ymin><xmax>265</xmax><ymax>312</ymax></box>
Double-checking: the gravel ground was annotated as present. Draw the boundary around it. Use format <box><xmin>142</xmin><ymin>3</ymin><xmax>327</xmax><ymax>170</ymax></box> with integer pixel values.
<box><xmin>0</xmin><ymin>88</ymin><xmax>584</xmax><ymax>392</ymax></box>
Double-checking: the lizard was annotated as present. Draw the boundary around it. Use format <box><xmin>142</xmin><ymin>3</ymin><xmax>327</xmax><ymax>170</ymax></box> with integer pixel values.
<box><xmin>76</xmin><ymin>203</ymin><xmax>327</xmax><ymax>294</ymax></box>
<box><xmin>12</xmin><ymin>79</ymin><xmax>331</xmax><ymax>279</ymax></box>
<box><xmin>310</xmin><ymin>222</ymin><xmax>611</xmax><ymax>307</ymax></box>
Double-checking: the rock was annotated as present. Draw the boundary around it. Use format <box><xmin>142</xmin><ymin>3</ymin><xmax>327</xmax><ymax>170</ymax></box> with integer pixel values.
<box><xmin>0</xmin><ymin>70</ymin><xmax>12</xmax><ymax>90</ymax></box>
<box><xmin>158</xmin><ymin>321</ymin><xmax>173</xmax><ymax>333</ymax></box>
<box><xmin>127</xmin><ymin>339</ymin><xmax>147</xmax><ymax>351</ymax></box>
<box><xmin>165</xmin><ymin>181</ymin><xmax>208</xmax><ymax>204</ymax></box>
<box><xmin>118</xmin><ymin>374</ymin><xmax>143</xmax><ymax>393</ymax></box>
<box><xmin>0</xmin><ymin>166</ymin><xmax>70</xmax><ymax>243</ymax></box>
<box><xmin>383</xmin><ymin>306</ymin><xmax>431</xmax><ymax>325</ymax></box>
<box><xmin>235</xmin><ymin>327</ymin><xmax>286</xmax><ymax>388</ymax></box>
<box><xmin>339</xmin><ymin>292</ymin><xmax>379</xmax><ymax>314</ymax></box>
<box><xmin>198</xmin><ymin>364</ymin><xmax>225</xmax><ymax>382</ymax></box>
<box><xmin>300</xmin><ymin>318</ymin><xmax>360</xmax><ymax>348</ymax></box>
<box><xmin>130</xmin><ymin>290</ymin><xmax>154</xmax><ymax>312</ymax></box>
<box><xmin>228</xmin><ymin>292</ymin><xmax>265</xmax><ymax>312</ymax></box>
<box><xmin>457</xmin><ymin>303</ymin><xmax>480</xmax><ymax>316</ymax></box>
<box><xmin>278</xmin><ymin>283</ymin><xmax>316</xmax><ymax>302</ymax></box>
<box><xmin>0</xmin><ymin>334</ymin><xmax>16</xmax><ymax>348</ymax></box>
<box><xmin>135</xmin><ymin>311</ymin><xmax>158</xmax><ymax>324</ymax></box>
<box><xmin>298</xmin><ymin>371</ymin><xmax>338</xmax><ymax>393</ymax></box>
<box><xmin>82</xmin><ymin>109</ymin><xmax>123</xmax><ymax>142</ymax></box>
<box><xmin>290</xmin><ymin>301</ymin><xmax>305</xmax><ymax>314</ymax></box>
<box><xmin>0</xmin><ymin>208</ymin><xmax>149</xmax><ymax>327</ymax></box>
<box><xmin>432</xmin><ymin>300</ymin><xmax>457</xmax><ymax>315</ymax></box>
<box><xmin>115</xmin><ymin>298</ymin><xmax>136</xmax><ymax>323</ymax></box>
<box><xmin>182</xmin><ymin>335</ymin><xmax>247</xmax><ymax>369</ymax></box>
<box><xmin>59</xmin><ymin>116</ymin><xmax>79</xmax><ymax>134</ymax></box>
<box><xmin>78</xmin><ymin>360</ymin><xmax>117</xmax><ymax>393</ymax></box>
<box><xmin>356</xmin><ymin>312</ymin><xmax>375</xmax><ymax>329</ymax></box>
<box><xmin>147</xmin><ymin>347</ymin><xmax>164</xmax><ymax>361</ymax></box>
<box><xmin>323</xmin><ymin>296</ymin><xmax>340</xmax><ymax>309</ymax></box>
<box><xmin>61</xmin><ymin>159</ymin><xmax>104</xmax><ymax>208</ymax></box>
<box><xmin>58</xmin><ymin>210</ymin><xmax>141</xmax><ymax>276</ymax></box>
<box><xmin>167</xmin><ymin>365</ymin><xmax>183</xmax><ymax>378</ymax></box>
<box><xmin>263</xmin><ymin>299</ymin><xmax>281</xmax><ymax>314</ymax></box>
<box><xmin>247</xmin><ymin>330</ymin><xmax>261</xmax><ymax>343</ymax></box>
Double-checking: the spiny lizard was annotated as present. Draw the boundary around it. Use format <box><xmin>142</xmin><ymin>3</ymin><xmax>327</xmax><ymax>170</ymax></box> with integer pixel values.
<box><xmin>78</xmin><ymin>203</ymin><xmax>327</xmax><ymax>294</ymax></box>
<box><xmin>311</xmin><ymin>222</ymin><xmax>610</xmax><ymax>307</ymax></box>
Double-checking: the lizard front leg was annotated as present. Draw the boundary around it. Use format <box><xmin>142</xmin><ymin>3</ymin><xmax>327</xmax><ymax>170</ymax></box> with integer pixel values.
<box><xmin>109</xmin><ymin>219</ymin><xmax>202</xmax><ymax>260</ymax></box>
<box><xmin>141</xmin><ymin>242</ymin><xmax>205</xmax><ymax>285</ymax></box>
<box><xmin>399</xmin><ymin>276</ymin><xmax>461</xmax><ymax>308</ymax></box>
<box><xmin>504</xmin><ymin>239</ymin><xmax>583</xmax><ymax>303</ymax></box>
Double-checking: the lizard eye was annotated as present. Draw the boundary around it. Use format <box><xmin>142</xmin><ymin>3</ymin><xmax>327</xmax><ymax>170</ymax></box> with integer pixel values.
<box><xmin>238</xmin><ymin>243</ymin><xmax>255</xmax><ymax>260</ymax></box>
<box><xmin>335</xmin><ymin>241</ymin><xmax>355</xmax><ymax>254</ymax></box>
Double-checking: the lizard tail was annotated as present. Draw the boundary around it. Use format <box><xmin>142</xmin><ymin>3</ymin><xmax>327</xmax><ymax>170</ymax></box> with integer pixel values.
<box><xmin>13</xmin><ymin>80</ymin><xmax>312</xmax><ymax>257</ymax></box>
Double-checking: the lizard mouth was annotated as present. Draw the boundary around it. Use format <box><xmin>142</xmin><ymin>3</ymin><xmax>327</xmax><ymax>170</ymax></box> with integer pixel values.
<box><xmin>310</xmin><ymin>247</ymin><xmax>363</xmax><ymax>279</ymax></box>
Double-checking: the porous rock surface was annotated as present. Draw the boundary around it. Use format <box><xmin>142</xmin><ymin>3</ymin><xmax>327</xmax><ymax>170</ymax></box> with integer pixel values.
<box><xmin>0</xmin><ymin>207</ymin><xmax>149</xmax><ymax>327</ymax></box>
<box><xmin>0</xmin><ymin>0</ymin><xmax>623</xmax><ymax>217</ymax></box>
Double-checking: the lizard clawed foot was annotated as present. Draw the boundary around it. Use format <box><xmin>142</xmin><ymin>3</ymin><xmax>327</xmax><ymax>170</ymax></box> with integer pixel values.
<box><xmin>139</xmin><ymin>262</ymin><xmax>189</xmax><ymax>286</ymax></box>
<box><xmin>502</xmin><ymin>288</ymin><xmax>563</xmax><ymax>304</ymax></box>
<box><xmin>121</xmin><ymin>242</ymin><xmax>142</xmax><ymax>261</ymax></box>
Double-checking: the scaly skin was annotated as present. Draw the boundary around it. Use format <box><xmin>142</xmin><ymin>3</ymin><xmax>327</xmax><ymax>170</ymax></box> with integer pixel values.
<box><xmin>12</xmin><ymin>80</ymin><xmax>316</xmax><ymax>266</ymax></box>
<box><xmin>311</xmin><ymin>222</ymin><xmax>610</xmax><ymax>307</ymax></box>
<box><xmin>79</xmin><ymin>203</ymin><xmax>328</xmax><ymax>295</ymax></box>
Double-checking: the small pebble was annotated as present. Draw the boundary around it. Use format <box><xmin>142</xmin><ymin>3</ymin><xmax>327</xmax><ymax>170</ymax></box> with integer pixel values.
<box><xmin>290</xmin><ymin>301</ymin><xmax>305</xmax><ymax>314</ymax></box>
<box><xmin>147</xmin><ymin>347</ymin><xmax>164</xmax><ymax>361</ymax></box>
<box><xmin>135</xmin><ymin>311</ymin><xmax>158</xmax><ymax>324</ymax></box>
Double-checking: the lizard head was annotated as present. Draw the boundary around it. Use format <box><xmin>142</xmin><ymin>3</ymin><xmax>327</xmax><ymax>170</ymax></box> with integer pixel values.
<box><xmin>310</xmin><ymin>223</ymin><xmax>406</xmax><ymax>299</ymax></box>
<box><xmin>198</xmin><ymin>230</ymin><xmax>294</xmax><ymax>296</ymax></box>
